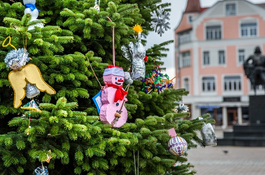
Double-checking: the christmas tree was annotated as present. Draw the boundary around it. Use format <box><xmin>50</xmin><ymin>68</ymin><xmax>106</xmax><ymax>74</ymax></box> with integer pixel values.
<box><xmin>0</xmin><ymin>0</ymin><xmax>214</xmax><ymax>174</ymax></box>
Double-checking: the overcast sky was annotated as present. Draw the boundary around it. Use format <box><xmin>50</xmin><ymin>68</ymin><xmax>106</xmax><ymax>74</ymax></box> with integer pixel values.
<box><xmin>146</xmin><ymin>0</ymin><xmax>265</xmax><ymax>79</ymax></box>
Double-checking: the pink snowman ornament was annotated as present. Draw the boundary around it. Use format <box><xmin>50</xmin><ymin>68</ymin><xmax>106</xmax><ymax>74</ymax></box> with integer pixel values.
<box><xmin>100</xmin><ymin>65</ymin><xmax>128</xmax><ymax>128</ymax></box>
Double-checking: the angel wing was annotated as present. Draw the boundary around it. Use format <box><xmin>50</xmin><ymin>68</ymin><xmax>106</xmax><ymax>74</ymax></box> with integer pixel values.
<box><xmin>121</xmin><ymin>43</ymin><xmax>134</xmax><ymax>62</ymax></box>
<box><xmin>8</xmin><ymin>70</ymin><xmax>27</xmax><ymax>108</ymax></box>
<box><xmin>24</xmin><ymin>64</ymin><xmax>56</xmax><ymax>95</ymax></box>
<box><xmin>8</xmin><ymin>64</ymin><xmax>56</xmax><ymax>108</ymax></box>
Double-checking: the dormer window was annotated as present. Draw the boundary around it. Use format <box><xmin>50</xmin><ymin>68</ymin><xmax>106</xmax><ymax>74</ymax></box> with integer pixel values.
<box><xmin>226</xmin><ymin>3</ymin><xmax>236</xmax><ymax>16</ymax></box>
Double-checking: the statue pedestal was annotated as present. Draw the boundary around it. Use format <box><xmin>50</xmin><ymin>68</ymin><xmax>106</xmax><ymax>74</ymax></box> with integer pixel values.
<box><xmin>217</xmin><ymin>95</ymin><xmax>265</xmax><ymax>147</ymax></box>
<box><xmin>249</xmin><ymin>95</ymin><xmax>265</xmax><ymax>124</ymax></box>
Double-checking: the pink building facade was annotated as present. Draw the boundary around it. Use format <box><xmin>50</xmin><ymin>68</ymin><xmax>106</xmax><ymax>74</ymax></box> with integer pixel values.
<box><xmin>175</xmin><ymin>0</ymin><xmax>265</xmax><ymax>128</ymax></box>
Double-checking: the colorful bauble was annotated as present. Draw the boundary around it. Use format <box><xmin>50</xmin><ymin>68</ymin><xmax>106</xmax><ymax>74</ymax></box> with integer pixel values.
<box><xmin>168</xmin><ymin>136</ymin><xmax>187</xmax><ymax>156</ymax></box>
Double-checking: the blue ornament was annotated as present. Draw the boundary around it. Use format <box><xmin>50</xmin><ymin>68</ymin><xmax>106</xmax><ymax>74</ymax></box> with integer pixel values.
<box><xmin>35</xmin><ymin>166</ymin><xmax>49</xmax><ymax>175</ymax></box>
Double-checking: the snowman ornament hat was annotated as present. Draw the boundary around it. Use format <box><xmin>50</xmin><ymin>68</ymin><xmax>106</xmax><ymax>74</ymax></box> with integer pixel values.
<box><xmin>103</xmin><ymin>65</ymin><xmax>125</xmax><ymax>77</ymax></box>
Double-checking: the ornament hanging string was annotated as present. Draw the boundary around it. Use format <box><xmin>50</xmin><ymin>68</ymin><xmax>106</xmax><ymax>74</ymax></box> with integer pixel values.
<box><xmin>133</xmin><ymin>151</ymin><xmax>137</xmax><ymax>175</ymax></box>
<box><xmin>2</xmin><ymin>36</ymin><xmax>30</xmax><ymax>63</ymax></box>
<box><xmin>27</xmin><ymin>112</ymin><xmax>31</xmax><ymax>135</ymax></box>
<box><xmin>41</xmin><ymin>162</ymin><xmax>45</xmax><ymax>173</ymax></box>
<box><xmin>87</xmin><ymin>17</ymin><xmax>116</xmax><ymax>88</ymax></box>
<box><xmin>137</xmin><ymin>150</ymin><xmax>139</xmax><ymax>175</ymax></box>
<box><xmin>94</xmin><ymin>0</ymin><xmax>100</xmax><ymax>6</ymax></box>
<box><xmin>86</xmin><ymin>57</ymin><xmax>103</xmax><ymax>89</ymax></box>
<box><xmin>23</xmin><ymin>35</ymin><xmax>28</xmax><ymax>54</ymax></box>
<box><xmin>107</xmin><ymin>17</ymin><xmax>115</xmax><ymax>66</ymax></box>
<box><xmin>2</xmin><ymin>36</ymin><xmax>17</xmax><ymax>50</ymax></box>
<box><xmin>133</xmin><ymin>150</ymin><xmax>140</xmax><ymax>175</ymax></box>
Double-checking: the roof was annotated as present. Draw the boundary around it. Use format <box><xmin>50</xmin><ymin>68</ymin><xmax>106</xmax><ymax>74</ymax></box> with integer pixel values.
<box><xmin>257</xmin><ymin>3</ymin><xmax>265</xmax><ymax>9</ymax></box>
<box><xmin>184</xmin><ymin>0</ymin><xmax>201</xmax><ymax>13</ymax></box>
<box><xmin>200</xmin><ymin>7</ymin><xmax>209</xmax><ymax>13</ymax></box>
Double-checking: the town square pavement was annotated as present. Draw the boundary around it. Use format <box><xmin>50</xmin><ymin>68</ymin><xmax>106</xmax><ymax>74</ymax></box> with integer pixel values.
<box><xmin>187</xmin><ymin>128</ymin><xmax>265</xmax><ymax>175</ymax></box>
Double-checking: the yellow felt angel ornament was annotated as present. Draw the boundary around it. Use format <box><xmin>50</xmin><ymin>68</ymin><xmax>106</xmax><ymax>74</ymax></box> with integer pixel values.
<box><xmin>3</xmin><ymin>36</ymin><xmax>56</xmax><ymax>108</ymax></box>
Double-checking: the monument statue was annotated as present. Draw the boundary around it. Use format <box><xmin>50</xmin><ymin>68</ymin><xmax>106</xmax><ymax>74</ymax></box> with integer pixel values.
<box><xmin>243</xmin><ymin>46</ymin><xmax>265</xmax><ymax>95</ymax></box>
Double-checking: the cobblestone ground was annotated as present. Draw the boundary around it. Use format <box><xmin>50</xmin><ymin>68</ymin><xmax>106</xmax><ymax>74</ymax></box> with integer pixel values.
<box><xmin>187</xmin><ymin>128</ymin><xmax>265</xmax><ymax>175</ymax></box>
<box><xmin>187</xmin><ymin>146</ymin><xmax>265</xmax><ymax>175</ymax></box>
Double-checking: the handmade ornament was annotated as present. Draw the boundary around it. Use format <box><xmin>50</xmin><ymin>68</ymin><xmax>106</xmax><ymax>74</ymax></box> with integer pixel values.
<box><xmin>150</xmin><ymin>6</ymin><xmax>171</xmax><ymax>36</ymax></box>
<box><xmin>176</xmin><ymin>102</ymin><xmax>189</xmax><ymax>113</ymax></box>
<box><xmin>46</xmin><ymin>150</ymin><xmax>52</xmax><ymax>163</ymax></box>
<box><xmin>91</xmin><ymin>17</ymin><xmax>129</xmax><ymax>128</ymax></box>
<box><xmin>35</xmin><ymin>166</ymin><xmax>49</xmax><ymax>175</ymax></box>
<box><xmin>99</xmin><ymin>65</ymin><xmax>128</xmax><ymax>128</ymax></box>
<box><xmin>8</xmin><ymin>64</ymin><xmax>56</xmax><ymax>108</ymax></box>
<box><xmin>168</xmin><ymin>128</ymin><xmax>188</xmax><ymax>156</ymax></box>
<box><xmin>201</xmin><ymin>122</ymin><xmax>217</xmax><ymax>146</ymax></box>
<box><xmin>92</xmin><ymin>91</ymin><xmax>102</xmax><ymax>114</ymax></box>
<box><xmin>21</xmin><ymin>100</ymin><xmax>41</xmax><ymax>135</ymax></box>
<box><xmin>94</xmin><ymin>0</ymin><xmax>100</xmax><ymax>11</ymax></box>
<box><xmin>142</xmin><ymin>68</ymin><xmax>175</xmax><ymax>93</ymax></box>
<box><xmin>122</xmin><ymin>25</ymin><xmax>146</xmax><ymax>80</ymax></box>
<box><xmin>2</xmin><ymin>36</ymin><xmax>55</xmax><ymax>108</ymax></box>
<box><xmin>23</xmin><ymin>0</ymin><xmax>44</xmax><ymax>30</ymax></box>
<box><xmin>21</xmin><ymin>100</ymin><xmax>41</xmax><ymax>112</ymax></box>
<box><xmin>26</xmin><ymin>83</ymin><xmax>40</xmax><ymax>98</ymax></box>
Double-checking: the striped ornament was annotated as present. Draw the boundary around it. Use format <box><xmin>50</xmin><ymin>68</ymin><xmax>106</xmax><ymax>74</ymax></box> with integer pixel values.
<box><xmin>168</xmin><ymin>136</ymin><xmax>187</xmax><ymax>156</ymax></box>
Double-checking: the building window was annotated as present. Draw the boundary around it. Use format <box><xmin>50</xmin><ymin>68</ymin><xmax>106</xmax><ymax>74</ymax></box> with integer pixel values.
<box><xmin>181</xmin><ymin>51</ymin><xmax>190</xmax><ymax>67</ymax></box>
<box><xmin>238</xmin><ymin>49</ymin><xmax>245</xmax><ymax>64</ymax></box>
<box><xmin>184</xmin><ymin>78</ymin><xmax>189</xmax><ymax>91</ymax></box>
<box><xmin>224</xmin><ymin>76</ymin><xmax>241</xmax><ymax>91</ymax></box>
<box><xmin>203</xmin><ymin>51</ymin><xmax>210</xmax><ymax>65</ymax></box>
<box><xmin>202</xmin><ymin>77</ymin><xmax>215</xmax><ymax>92</ymax></box>
<box><xmin>188</xmin><ymin>15</ymin><xmax>193</xmax><ymax>23</ymax></box>
<box><xmin>241</xmin><ymin>23</ymin><xmax>257</xmax><ymax>37</ymax></box>
<box><xmin>206</xmin><ymin>26</ymin><xmax>221</xmax><ymax>40</ymax></box>
<box><xmin>218</xmin><ymin>50</ymin><xmax>225</xmax><ymax>65</ymax></box>
<box><xmin>226</xmin><ymin>3</ymin><xmax>236</xmax><ymax>16</ymax></box>
<box><xmin>178</xmin><ymin>31</ymin><xmax>191</xmax><ymax>44</ymax></box>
